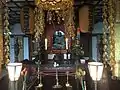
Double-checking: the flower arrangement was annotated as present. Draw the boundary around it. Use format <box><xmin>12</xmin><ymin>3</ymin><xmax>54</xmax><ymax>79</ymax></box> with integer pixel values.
<box><xmin>71</xmin><ymin>39</ymin><xmax>84</xmax><ymax>58</ymax></box>
<box><xmin>75</xmin><ymin>67</ymin><xmax>85</xmax><ymax>79</ymax></box>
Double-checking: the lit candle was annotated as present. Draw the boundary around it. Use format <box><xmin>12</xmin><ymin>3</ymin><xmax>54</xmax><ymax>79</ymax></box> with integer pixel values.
<box><xmin>65</xmin><ymin>38</ymin><xmax>68</xmax><ymax>50</ymax></box>
<box><xmin>45</xmin><ymin>38</ymin><xmax>47</xmax><ymax>50</ymax></box>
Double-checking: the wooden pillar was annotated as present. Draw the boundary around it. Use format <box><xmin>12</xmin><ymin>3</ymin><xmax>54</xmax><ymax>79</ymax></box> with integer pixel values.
<box><xmin>0</xmin><ymin>8</ymin><xmax>4</xmax><ymax>74</ymax></box>
<box><xmin>79</xmin><ymin>5</ymin><xmax>89</xmax><ymax>32</ymax></box>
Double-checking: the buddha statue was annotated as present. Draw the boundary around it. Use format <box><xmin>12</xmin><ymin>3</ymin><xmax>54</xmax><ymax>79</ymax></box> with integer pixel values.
<box><xmin>53</xmin><ymin>31</ymin><xmax>65</xmax><ymax>49</ymax></box>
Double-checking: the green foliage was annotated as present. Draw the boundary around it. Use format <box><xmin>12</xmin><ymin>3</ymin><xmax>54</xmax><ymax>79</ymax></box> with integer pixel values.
<box><xmin>71</xmin><ymin>44</ymin><xmax>84</xmax><ymax>57</ymax></box>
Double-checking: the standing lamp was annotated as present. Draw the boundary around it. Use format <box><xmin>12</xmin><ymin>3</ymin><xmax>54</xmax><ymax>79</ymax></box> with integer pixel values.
<box><xmin>88</xmin><ymin>62</ymin><xmax>103</xmax><ymax>90</ymax></box>
<box><xmin>7</xmin><ymin>63</ymin><xmax>22</xmax><ymax>90</ymax></box>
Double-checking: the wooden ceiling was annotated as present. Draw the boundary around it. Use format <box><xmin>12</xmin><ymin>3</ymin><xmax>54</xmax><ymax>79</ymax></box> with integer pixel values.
<box><xmin>1</xmin><ymin>0</ymin><xmax>103</xmax><ymax>27</ymax></box>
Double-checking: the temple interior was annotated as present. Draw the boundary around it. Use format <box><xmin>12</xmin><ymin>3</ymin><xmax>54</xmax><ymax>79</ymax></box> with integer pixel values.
<box><xmin>0</xmin><ymin>0</ymin><xmax>120</xmax><ymax>90</ymax></box>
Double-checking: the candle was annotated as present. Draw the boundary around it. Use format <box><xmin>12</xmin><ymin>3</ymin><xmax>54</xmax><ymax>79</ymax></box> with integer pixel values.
<box><xmin>45</xmin><ymin>38</ymin><xmax>47</xmax><ymax>50</ymax></box>
<box><xmin>65</xmin><ymin>38</ymin><xmax>68</xmax><ymax>50</ymax></box>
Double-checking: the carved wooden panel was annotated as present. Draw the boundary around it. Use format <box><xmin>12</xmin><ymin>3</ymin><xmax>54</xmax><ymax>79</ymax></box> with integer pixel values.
<box><xmin>20</xmin><ymin>6</ymin><xmax>34</xmax><ymax>34</ymax></box>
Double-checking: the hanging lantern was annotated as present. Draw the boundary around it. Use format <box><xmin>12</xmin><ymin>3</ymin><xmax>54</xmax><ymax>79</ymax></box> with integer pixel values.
<box><xmin>88</xmin><ymin>62</ymin><xmax>103</xmax><ymax>81</ymax></box>
<box><xmin>7</xmin><ymin>63</ymin><xmax>22</xmax><ymax>81</ymax></box>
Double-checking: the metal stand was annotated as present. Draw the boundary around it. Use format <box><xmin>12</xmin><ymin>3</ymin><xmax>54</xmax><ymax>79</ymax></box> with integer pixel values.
<box><xmin>35</xmin><ymin>60</ymin><xmax>43</xmax><ymax>89</ymax></box>
<box><xmin>94</xmin><ymin>81</ymin><xmax>97</xmax><ymax>90</ymax></box>
<box><xmin>66</xmin><ymin>71</ymin><xmax>72</xmax><ymax>88</ymax></box>
<box><xmin>10</xmin><ymin>81</ymin><xmax>18</xmax><ymax>90</ymax></box>
<box><xmin>76</xmin><ymin>78</ymin><xmax>80</xmax><ymax>90</ymax></box>
<box><xmin>84</xmin><ymin>81</ymin><xmax>86</xmax><ymax>90</ymax></box>
<box><xmin>80</xmin><ymin>77</ymin><xmax>87</xmax><ymax>90</ymax></box>
<box><xmin>80</xmin><ymin>78</ymin><xmax>84</xmax><ymax>90</ymax></box>
<box><xmin>22</xmin><ymin>78</ymin><xmax>26</xmax><ymax>90</ymax></box>
<box><xmin>53</xmin><ymin>68</ymin><xmax>62</xmax><ymax>89</ymax></box>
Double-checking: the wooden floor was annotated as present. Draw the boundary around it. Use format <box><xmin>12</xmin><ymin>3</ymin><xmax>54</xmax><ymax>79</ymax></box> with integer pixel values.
<box><xmin>0</xmin><ymin>75</ymin><xmax>9</xmax><ymax>90</ymax></box>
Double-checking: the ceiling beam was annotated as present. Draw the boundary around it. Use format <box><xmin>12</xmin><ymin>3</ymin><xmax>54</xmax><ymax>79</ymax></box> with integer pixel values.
<box><xmin>9</xmin><ymin>7</ymin><xmax>19</xmax><ymax>15</ymax></box>
<box><xmin>7</xmin><ymin>0</ymin><xmax>33</xmax><ymax>3</ymax></box>
<box><xmin>13</xmin><ymin>2</ymin><xmax>21</xmax><ymax>8</ymax></box>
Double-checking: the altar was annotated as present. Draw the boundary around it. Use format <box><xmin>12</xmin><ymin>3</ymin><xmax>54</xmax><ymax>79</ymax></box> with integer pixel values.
<box><xmin>19</xmin><ymin>59</ymin><xmax>92</xmax><ymax>90</ymax></box>
<box><xmin>27</xmin><ymin>0</ymin><xmax>90</xmax><ymax>89</ymax></box>
<box><xmin>2</xmin><ymin>0</ymin><xmax>91</xmax><ymax>90</ymax></box>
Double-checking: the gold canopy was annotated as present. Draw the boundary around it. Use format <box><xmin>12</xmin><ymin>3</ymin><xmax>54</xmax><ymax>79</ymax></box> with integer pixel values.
<box><xmin>34</xmin><ymin>0</ymin><xmax>75</xmax><ymax>39</ymax></box>
<box><xmin>35</xmin><ymin>0</ymin><xmax>73</xmax><ymax>10</ymax></box>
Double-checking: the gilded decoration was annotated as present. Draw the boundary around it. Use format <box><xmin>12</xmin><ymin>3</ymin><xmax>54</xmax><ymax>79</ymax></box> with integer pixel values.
<box><xmin>114</xmin><ymin>0</ymin><xmax>120</xmax><ymax>78</ymax></box>
<box><xmin>115</xmin><ymin>24</ymin><xmax>120</xmax><ymax>60</ymax></box>
<box><xmin>34</xmin><ymin>0</ymin><xmax>75</xmax><ymax>40</ymax></box>
<box><xmin>3</xmin><ymin>6</ymin><xmax>10</xmax><ymax>65</ymax></box>
<box><xmin>102</xmin><ymin>0</ymin><xmax>109</xmax><ymax>67</ymax></box>
<box><xmin>108</xmin><ymin>0</ymin><xmax>116</xmax><ymax>76</ymax></box>
<box><xmin>34</xmin><ymin>7</ymin><xmax>45</xmax><ymax>41</ymax></box>
<box><xmin>102</xmin><ymin>0</ymin><xmax>116</xmax><ymax>77</ymax></box>
<box><xmin>35</xmin><ymin>0</ymin><xmax>73</xmax><ymax>10</ymax></box>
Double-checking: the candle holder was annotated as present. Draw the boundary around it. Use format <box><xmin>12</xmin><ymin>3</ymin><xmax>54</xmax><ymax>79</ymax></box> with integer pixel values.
<box><xmin>35</xmin><ymin>61</ymin><xmax>43</xmax><ymax>90</ymax></box>
<box><xmin>36</xmin><ymin>72</ymin><xmax>43</xmax><ymax>88</ymax></box>
<box><xmin>53</xmin><ymin>67</ymin><xmax>62</xmax><ymax>89</ymax></box>
<box><xmin>65</xmin><ymin>71</ymin><xmax>72</xmax><ymax>88</ymax></box>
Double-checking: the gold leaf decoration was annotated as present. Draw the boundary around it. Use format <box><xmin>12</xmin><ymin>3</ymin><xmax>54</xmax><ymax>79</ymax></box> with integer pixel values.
<box><xmin>34</xmin><ymin>7</ymin><xmax>45</xmax><ymax>41</ymax></box>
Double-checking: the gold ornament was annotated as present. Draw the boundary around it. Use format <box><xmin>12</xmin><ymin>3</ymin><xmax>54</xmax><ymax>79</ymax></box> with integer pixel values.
<box><xmin>34</xmin><ymin>7</ymin><xmax>45</xmax><ymax>41</ymax></box>
<box><xmin>35</xmin><ymin>0</ymin><xmax>75</xmax><ymax>38</ymax></box>
<box><xmin>35</xmin><ymin>0</ymin><xmax>73</xmax><ymax>10</ymax></box>
<box><xmin>102</xmin><ymin>0</ymin><xmax>110</xmax><ymax>67</ymax></box>
<box><xmin>3</xmin><ymin>6</ymin><xmax>10</xmax><ymax>65</ymax></box>
<box><xmin>103</xmin><ymin>0</ymin><xmax>116</xmax><ymax>76</ymax></box>
<box><xmin>108</xmin><ymin>0</ymin><xmax>116</xmax><ymax>76</ymax></box>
